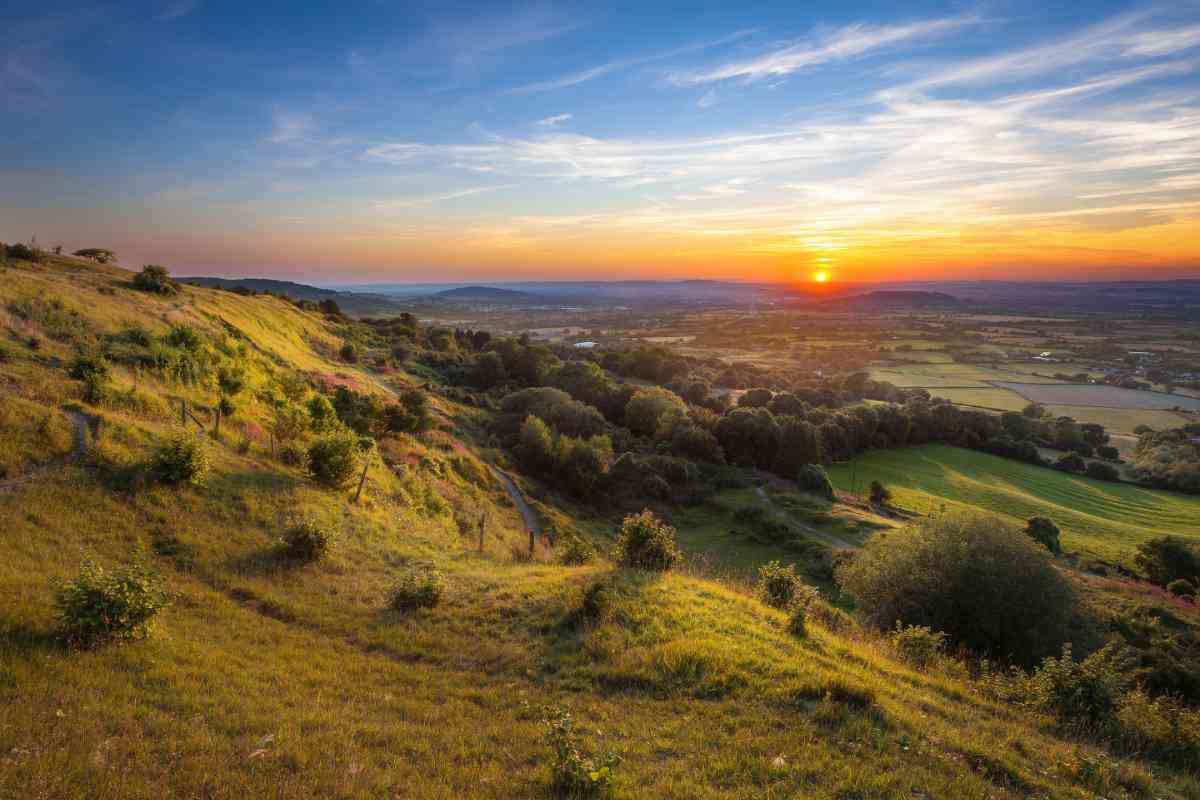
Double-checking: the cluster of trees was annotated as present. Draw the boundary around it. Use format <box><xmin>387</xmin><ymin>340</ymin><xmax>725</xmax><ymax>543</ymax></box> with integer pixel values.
<box><xmin>1129</xmin><ymin>425</ymin><xmax>1200</xmax><ymax>494</ymax></box>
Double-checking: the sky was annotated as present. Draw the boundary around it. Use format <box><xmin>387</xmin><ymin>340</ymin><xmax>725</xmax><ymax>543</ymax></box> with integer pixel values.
<box><xmin>2</xmin><ymin>0</ymin><xmax>1200</xmax><ymax>284</ymax></box>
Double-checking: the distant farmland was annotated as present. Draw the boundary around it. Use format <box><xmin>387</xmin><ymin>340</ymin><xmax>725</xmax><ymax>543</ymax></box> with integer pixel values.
<box><xmin>827</xmin><ymin>445</ymin><xmax>1200</xmax><ymax>563</ymax></box>
<box><xmin>994</xmin><ymin>382</ymin><xmax>1200</xmax><ymax>411</ymax></box>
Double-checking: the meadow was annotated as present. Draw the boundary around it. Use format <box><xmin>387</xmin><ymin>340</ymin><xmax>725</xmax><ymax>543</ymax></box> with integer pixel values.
<box><xmin>827</xmin><ymin>445</ymin><xmax>1200</xmax><ymax>563</ymax></box>
<box><xmin>995</xmin><ymin>382</ymin><xmax>1200</xmax><ymax>411</ymax></box>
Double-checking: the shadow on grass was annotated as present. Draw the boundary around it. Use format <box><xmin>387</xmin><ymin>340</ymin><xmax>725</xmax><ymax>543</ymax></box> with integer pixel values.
<box><xmin>0</xmin><ymin>621</ymin><xmax>66</xmax><ymax>654</ymax></box>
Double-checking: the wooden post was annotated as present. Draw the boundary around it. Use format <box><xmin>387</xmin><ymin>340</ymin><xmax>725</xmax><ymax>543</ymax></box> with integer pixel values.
<box><xmin>478</xmin><ymin>512</ymin><xmax>486</xmax><ymax>553</ymax></box>
<box><xmin>354</xmin><ymin>458</ymin><xmax>369</xmax><ymax>503</ymax></box>
<box><xmin>529</xmin><ymin>525</ymin><xmax>535</xmax><ymax>559</ymax></box>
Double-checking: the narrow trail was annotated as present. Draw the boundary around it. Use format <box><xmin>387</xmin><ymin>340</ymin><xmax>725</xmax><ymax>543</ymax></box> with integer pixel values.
<box><xmin>491</xmin><ymin>467</ymin><xmax>540</xmax><ymax>538</ymax></box>
<box><xmin>0</xmin><ymin>409</ymin><xmax>91</xmax><ymax>493</ymax></box>
<box><xmin>754</xmin><ymin>486</ymin><xmax>858</xmax><ymax>550</ymax></box>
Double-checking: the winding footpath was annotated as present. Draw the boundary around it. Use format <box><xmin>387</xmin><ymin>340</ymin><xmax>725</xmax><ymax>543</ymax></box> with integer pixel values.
<box><xmin>754</xmin><ymin>486</ymin><xmax>858</xmax><ymax>550</ymax></box>
<box><xmin>490</xmin><ymin>467</ymin><xmax>541</xmax><ymax>538</ymax></box>
<box><xmin>0</xmin><ymin>409</ymin><xmax>91</xmax><ymax>493</ymax></box>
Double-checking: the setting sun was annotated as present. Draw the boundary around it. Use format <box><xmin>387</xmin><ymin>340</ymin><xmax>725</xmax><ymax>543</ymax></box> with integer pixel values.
<box><xmin>814</xmin><ymin>271</ymin><xmax>830</xmax><ymax>283</ymax></box>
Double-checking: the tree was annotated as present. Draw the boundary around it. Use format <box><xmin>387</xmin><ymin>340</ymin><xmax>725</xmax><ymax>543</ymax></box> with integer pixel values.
<box><xmin>1022</xmin><ymin>402</ymin><xmax>1047</xmax><ymax>419</ymax></box>
<box><xmin>797</xmin><ymin>464</ymin><xmax>834</xmax><ymax>500</ymax></box>
<box><xmin>1085</xmin><ymin>461</ymin><xmax>1119</xmax><ymax>481</ymax></box>
<box><xmin>1054</xmin><ymin>451</ymin><xmax>1085</xmax><ymax>472</ymax></box>
<box><xmin>132</xmin><ymin>264</ymin><xmax>179</xmax><ymax>295</ymax></box>
<box><xmin>72</xmin><ymin>248</ymin><xmax>116</xmax><ymax>264</ymax></box>
<box><xmin>624</xmin><ymin>386</ymin><xmax>687</xmax><ymax>439</ymax></box>
<box><xmin>772</xmin><ymin>417</ymin><xmax>822</xmax><ymax>478</ymax></box>
<box><xmin>515</xmin><ymin>415</ymin><xmax>556</xmax><ymax>473</ymax></box>
<box><xmin>669</xmin><ymin>423</ymin><xmax>724</xmax><ymax>463</ymax></box>
<box><xmin>738</xmin><ymin>388</ymin><xmax>773</xmax><ymax>408</ymax></box>
<box><xmin>1134</xmin><ymin>537</ymin><xmax>1199</xmax><ymax>587</ymax></box>
<box><xmin>1097</xmin><ymin>445</ymin><xmax>1120</xmax><ymax>461</ymax></box>
<box><xmin>838</xmin><ymin>512</ymin><xmax>1077</xmax><ymax>665</ymax></box>
<box><xmin>716</xmin><ymin>406</ymin><xmax>779</xmax><ymax>469</ymax></box>
<box><xmin>1024</xmin><ymin>516</ymin><xmax>1062</xmax><ymax>554</ymax></box>
<box><xmin>306</xmin><ymin>394</ymin><xmax>338</xmax><ymax>433</ymax></box>
<box><xmin>470</xmin><ymin>351</ymin><xmax>507</xmax><ymax>389</ymax></box>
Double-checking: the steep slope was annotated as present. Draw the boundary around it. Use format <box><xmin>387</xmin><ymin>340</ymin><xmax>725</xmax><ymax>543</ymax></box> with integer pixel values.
<box><xmin>0</xmin><ymin>256</ymin><xmax>1196</xmax><ymax>799</ymax></box>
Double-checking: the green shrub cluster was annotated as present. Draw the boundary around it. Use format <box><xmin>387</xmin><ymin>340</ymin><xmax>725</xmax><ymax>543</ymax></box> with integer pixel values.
<box><xmin>613</xmin><ymin>510</ymin><xmax>680</xmax><ymax>572</ymax></box>
<box><xmin>54</xmin><ymin>558</ymin><xmax>168</xmax><ymax>647</ymax></box>
<box><xmin>131</xmin><ymin>264</ymin><xmax>179</xmax><ymax>295</ymax></box>
<box><xmin>389</xmin><ymin>567</ymin><xmax>445</xmax><ymax>612</ymax></box>
<box><xmin>306</xmin><ymin>429</ymin><xmax>363</xmax><ymax>488</ymax></box>
<box><xmin>154</xmin><ymin>429</ymin><xmax>210</xmax><ymax>485</ymax></box>
<box><xmin>541</xmin><ymin>705</ymin><xmax>620</xmax><ymax>798</ymax></box>
<box><xmin>754</xmin><ymin>560</ymin><xmax>803</xmax><ymax>610</ymax></box>
<box><xmin>889</xmin><ymin>623</ymin><xmax>948</xmax><ymax>669</ymax></box>
<box><xmin>281</xmin><ymin>519</ymin><xmax>335</xmax><ymax>562</ymax></box>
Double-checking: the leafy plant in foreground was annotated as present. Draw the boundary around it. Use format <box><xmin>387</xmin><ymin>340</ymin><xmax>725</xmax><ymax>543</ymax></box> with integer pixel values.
<box><xmin>54</xmin><ymin>558</ymin><xmax>168</xmax><ymax>647</ymax></box>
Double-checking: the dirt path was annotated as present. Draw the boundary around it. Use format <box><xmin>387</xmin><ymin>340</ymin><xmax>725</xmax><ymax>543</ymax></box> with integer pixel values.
<box><xmin>754</xmin><ymin>486</ymin><xmax>858</xmax><ymax>550</ymax></box>
<box><xmin>0</xmin><ymin>409</ymin><xmax>91</xmax><ymax>493</ymax></box>
<box><xmin>491</xmin><ymin>467</ymin><xmax>540</xmax><ymax>537</ymax></box>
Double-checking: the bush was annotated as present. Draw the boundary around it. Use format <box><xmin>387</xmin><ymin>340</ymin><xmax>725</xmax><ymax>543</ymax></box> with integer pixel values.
<box><xmin>68</xmin><ymin>351</ymin><xmax>111</xmax><ymax>382</ymax></box>
<box><xmin>558</xmin><ymin>534</ymin><xmax>595</xmax><ymax>566</ymax></box>
<box><xmin>1167</xmin><ymin>579</ymin><xmax>1197</xmax><ymax>598</ymax></box>
<box><xmin>1134</xmin><ymin>536</ymin><xmax>1199</xmax><ymax>587</ymax></box>
<box><xmin>542</xmin><ymin>705</ymin><xmax>620</xmax><ymax>798</ymax></box>
<box><xmin>613</xmin><ymin>510</ymin><xmax>680</xmax><ymax>572</ymax></box>
<box><xmin>868</xmin><ymin>480</ymin><xmax>891</xmax><ymax>505</ymax></box>
<box><xmin>281</xmin><ymin>519</ymin><xmax>335</xmax><ymax>562</ymax></box>
<box><xmin>786</xmin><ymin>606</ymin><xmax>807</xmax><ymax>638</ymax></box>
<box><xmin>132</xmin><ymin>264</ymin><xmax>179</xmax><ymax>294</ymax></box>
<box><xmin>278</xmin><ymin>441</ymin><xmax>304</xmax><ymax>466</ymax></box>
<box><xmin>1054</xmin><ymin>451</ymin><xmax>1085</xmax><ymax>472</ymax></box>
<box><xmin>1025</xmin><ymin>643</ymin><xmax>1136</xmax><ymax>730</ymax></box>
<box><xmin>1024</xmin><ymin>516</ymin><xmax>1062</xmax><ymax>554</ymax></box>
<box><xmin>889</xmin><ymin>623</ymin><xmax>948</xmax><ymax>669</ymax></box>
<box><xmin>339</xmin><ymin>342</ymin><xmax>358</xmax><ymax>363</ymax></box>
<box><xmin>797</xmin><ymin>463</ymin><xmax>834</xmax><ymax>500</ymax></box>
<box><xmin>1085</xmin><ymin>461</ymin><xmax>1120</xmax><ymax>481</ymax></box>
<box><xmin>306</xmin><ymin>429</ymin><xmax>362</xmax><ymax>488</ymax></box>
<box><xmin>81</xmin><ymin>372</ymin><xmax>109</xmax><ymax>404</ymax></box>
<box><xmin>154</xmin><ymin>429</ymin><xmax>210</xmax><ymax>485</ymax></box>
<box><xmin>755</xmin><ymin>560</ymin><xmax>803</xmax><ymax>610</ymax></box>
<box><xmin>388</xmin><ymin>567</ymin><xmax>445</xmax><ymax>612</ymax></box>
<box><xmin>837</xmin><ymin>511</ymin><xmax>1077</xmax><ymax>665</ymax></box>
<box><xmin>1114</xmin><ymin>690</ymin><xmax>1200</xmax><ymax>770</ymax></box>
<box><xmin>54</xmin><ymin>558</ymin><xmax>168</xmax><ymax>647</ymax></box>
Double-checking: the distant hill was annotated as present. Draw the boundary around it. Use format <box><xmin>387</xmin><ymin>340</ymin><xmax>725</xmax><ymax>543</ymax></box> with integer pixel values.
<box><xmin>818</xmin><ymin>290</ymin><xmax>965</xmax><ymax>311</ymax></box>
<box><xmin>180</xmin><ymin>277</ymin><xmax>402</xmax><ymax>317</ymax></box>
<box><xmin>431</xmin><ymin>286</ymin><xmax>537</xmax><ymax>302</ymax></box>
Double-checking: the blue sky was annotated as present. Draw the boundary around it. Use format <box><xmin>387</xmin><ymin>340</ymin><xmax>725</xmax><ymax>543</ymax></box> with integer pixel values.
<box><xmin>3</xmin><ymin>0</ymin><xmax>1200</xmax><ymax>282</ymax></box>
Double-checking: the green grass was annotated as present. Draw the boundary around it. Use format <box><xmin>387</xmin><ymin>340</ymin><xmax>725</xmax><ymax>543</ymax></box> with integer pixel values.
<box><xmin>828</xmin><ymin>445</ymin><xmax>1200</xmax><ymax>562</ymax></box>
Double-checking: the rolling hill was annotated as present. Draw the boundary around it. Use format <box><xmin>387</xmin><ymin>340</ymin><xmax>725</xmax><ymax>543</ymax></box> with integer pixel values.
<box><xmin>1</xmin><ymin>254</ymin><xmax>1198</xmax><ymax>798</ymax></box>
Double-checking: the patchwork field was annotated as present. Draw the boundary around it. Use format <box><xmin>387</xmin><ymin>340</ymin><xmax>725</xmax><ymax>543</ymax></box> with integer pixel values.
<box><xmin>827</xmin><ymin>445</ymin><xmax>1200</xmax><ymax>563</ymax></box>
<box><xmin>923</xmin><ymin>387</ymin><xmax>1030</xmax><ymax>411</ymax></box>
<box><xmin>995</xmin><ymin>382</ymin><xmax>1200</xmax><ymax>411</ymax></box>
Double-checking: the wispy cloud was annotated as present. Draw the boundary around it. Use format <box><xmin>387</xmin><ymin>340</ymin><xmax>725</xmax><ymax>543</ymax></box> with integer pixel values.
<box><xmin>535</xmin><ymin>113</ymin><xmax>573</xmax><ymax>127</ymax></box>
<box><xmin>157</xmin><ymin>1</ymin><xmax>200</xmax><ymax>22</ymax></box>
<box><xmin>509</xmin><ymin>29</ymin><xmax>755</xmax><ymax>93</ymax></box>
<box><xmin>697</xmin><ymin>89</ymin><xmax>719</xmax><ymax>109</ymax></box>
<box><xmin>375</xmin><ymin>186</ymin><xmax>507</xmax><ymax>210</ymax></box>
<box><xmin>266</xmin><ymin>107</ymin><xmax>313</xmax><ymax>144</ymax></box>
<box><xmin>670</xmin><ymin>16</ymin><xmax>975</xmax><ymax>85</ymax></box>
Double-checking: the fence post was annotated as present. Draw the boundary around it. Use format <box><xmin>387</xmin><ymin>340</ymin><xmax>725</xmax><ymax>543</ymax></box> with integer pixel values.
<box><xmin>354</xmin><ymin>459</ymin><xmax>369</xmax><ymax>503</ymax></box>
<box><xmin>478</xmin><ymin>512</ymin><xmax>485</xmax><ymax>553</ymax></box>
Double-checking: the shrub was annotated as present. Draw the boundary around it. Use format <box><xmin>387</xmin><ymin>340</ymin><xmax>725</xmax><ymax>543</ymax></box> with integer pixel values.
<box><xmin>81</xmin><ymin>372</ymin><xmax>109</xmax><ymax>404</ymax></box>
<box><xmin>1134</xmin><ymin>536</ymin><xmax>1199</xmax><ymax>587</ymax></box>
<box><xmin>278</xmin><ymin>441</ymin><xmax>304</xmax><ymax>466</ymax></box>
<box><xmin>154</xmin><ymin>429</ymin><xmax>210</xmax><ymax>485</ymax></box>
<box><xmin>54</xmin><ymin>558</ymin><xmax>168</xmax><ymax>647</ymax></box>
<box><xmin>132</xmin><ymin>264</ymin><xmax>179</xmax><ymax>295</ymax></box>
<box><xmin>281</xmin><ymin>519</ymin><xmax>335</xmax><ymax>562</ymax></box>
<box><xmin>837</xmin><ymin>511</ymin><xmax>1077</xmax><ymax>665</ymax></box>
<box><xmin>1024</xmin><ymin>516</ymin><xmax>1062</xmax><ymax>555</ymax></box>
<box><xmin>1085</xmin><ymin>461</ymin><xmax>1120</xmax><ymax>481</ymax></box>
<box><xmin>1025</xmin><ymin>642</ymin><xmax>1136</xmax><ymax>730</ymax></box>
<box><xmin>755</xmin><ymin>560</ymin><xmax>803</xmax><ymax>610</ymax></box>
<box><xmin>339</xmin><ymin>342</ymin><xmax>358</xmax><ymax>363</ymax></box>
<box><xmin>68</xmin><ymin>351</ymin><xmax>111</xmax><ymax>382</ymax></box>
<box><xmin>1167</xmin><ymin>579</ymin><xmax>1197</xmax><ymax>598</ymax></box>
<box><xmin>868</xmin><ymin>480</ymin><xmax>891</xmax><ymax>505</ymax></box>
<box><xmin>797</xmin><ymin>463</ymin><xmax>834</xmax><ymax>500</ymax></box>
<box><xmin>388</xmin><ymin>567</ymin><xmax>445</xmax><ymax>612</ymax></box>
<box><xmin>558</xmin><ymin>534</ymin><xmax>595</xmax><ymax>566</ymax></box>
<box><xmin>889</xmin><ymin>623</ymin><xmax>948</xmax><ymax>669</ymax></box>
<box><xmin>786</xmin><ymin>606</ymin><xmax>807</xmax><ymax>638</ymax></box>
<box><xmin>577</xmin><ymin>581</ymin><xmax>613</xmax><ymax>627</ymax></box>
<box><xmin>1115</xmin><ymin>690</ymin><xmax>1200</xmax><ymax>770</ymax></box>
<box><xmin>1054</xmin><ymin>451</ymin><xmax>1085</xmax><ymax>472</ymax></box>
<box><xmin>306</xmin><ymin>429</ymin><xmax>362</xmax><ymax>488</ymax></box>
<box><xmin>542</xmin><ymin>705</ymin><xmax>620</xmax><ymax>798</ymax></box>
<box><xmin>613</xmin><ymin>510</ymin><xmax>680</xmax><ymax>572</ymax></box>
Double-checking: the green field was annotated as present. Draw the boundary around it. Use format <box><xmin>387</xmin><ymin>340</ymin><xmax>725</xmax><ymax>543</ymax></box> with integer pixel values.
<box><xmin>828</xmin><ymin>445</ymin><xmax>1200</xmax><ymax>562</ymax></box>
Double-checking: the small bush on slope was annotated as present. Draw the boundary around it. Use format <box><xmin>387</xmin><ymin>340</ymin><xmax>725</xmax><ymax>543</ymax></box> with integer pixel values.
<box><xmin>541</xmin><ymin>705</ymin><xmax>620</xmax><ymax>798</ymax></box>
<box><xmin>613</xmin><ymin>510</ymin><xmax>680</xmax><ymax>572</ymax></box>
<box><xmin>838</xmin><ymin>511</ymin><xmax>1077</xmax><ymax>665</ymax></box>
<box><xmin>54</xmin><ymin>558</ymin><xmax>168</xmax><ymax>647</ymax></box>
<box><xmin>281</xmin><ymin>519</ymin><xmax>335</xmax><ymax>562</ymax></box>
<box><xmin>306</xmin><ymin>429</ymin><xmax>362</xmax><ymax>488</ymax></box>
<box><xmin>389</xmin><ymin>567</ymin><xmax>445</xmax><ymax>612</ymax></box>
<box><xmin>154</xmin><ymin>429</ymin><xmax>210</xmax><ymax>485</ymax></box>
<box><xmin>755</xmin><ymin>560</ymin><xmax>803</xmax><ymax>610</ymax></box>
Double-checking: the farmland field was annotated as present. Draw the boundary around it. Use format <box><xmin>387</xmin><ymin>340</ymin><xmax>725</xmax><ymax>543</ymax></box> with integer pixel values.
<box><xmin>995</xmin><ymin>382</ymin><xmax>1200</xmax><ymax>410</ymax></box>
<box><xmin>924</xmin><ymin>387</ymin><xmax>1030</xmax><ymax>411</ymax></box>
<box><xmin>827</xmin><ymin>445</ymin><xmax>1200</xmax><ymax>562</ymax></box>
<box><xmin>1042</xmin><ymin>405</ymin><xmax>1193</xmax><ymax>435</ymax></box>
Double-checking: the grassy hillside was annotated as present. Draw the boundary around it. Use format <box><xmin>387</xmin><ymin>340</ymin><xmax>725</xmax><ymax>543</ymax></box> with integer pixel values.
<box><xmin>1</xmin><ymin>255</ymin><xmax>1198</xmax><ymax>798</ymax></box>
<box><xmin>827</xmin><ymin>445</ymin><xmax>1200</xmax><ymax>562</ymax></box>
